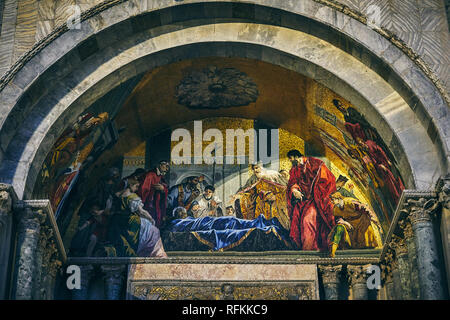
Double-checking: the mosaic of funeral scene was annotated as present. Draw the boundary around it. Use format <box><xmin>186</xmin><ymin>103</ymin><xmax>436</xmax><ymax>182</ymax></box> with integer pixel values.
<box><xmin>32</xmin><ymin>58</ymin><xmax>405</xmax><ymax>258</ymax></box>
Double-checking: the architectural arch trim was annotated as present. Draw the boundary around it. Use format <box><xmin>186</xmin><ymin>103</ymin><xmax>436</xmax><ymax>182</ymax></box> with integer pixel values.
<box><xmin>0</xmin><ymin>1</ymin><xmax>447</xmax><ymax>199</ymax></box>
<box><xmin>1</xmin><ymin>23</ymin><xmax>439</xmax><ymax>199</ymax></box>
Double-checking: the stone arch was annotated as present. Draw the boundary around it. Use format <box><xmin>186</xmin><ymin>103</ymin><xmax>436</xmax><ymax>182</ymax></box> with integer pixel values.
<box><xmin>0</xmin><ymin>0</ymin><xmax>447</xmax><ymax>200</ymax></box>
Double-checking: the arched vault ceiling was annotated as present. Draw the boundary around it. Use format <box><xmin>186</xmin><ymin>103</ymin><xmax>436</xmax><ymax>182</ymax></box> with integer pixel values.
<box><xmin>100</xmin><ymin>57</ymin><xmax>359</xmax><ymax>171</ymax></box>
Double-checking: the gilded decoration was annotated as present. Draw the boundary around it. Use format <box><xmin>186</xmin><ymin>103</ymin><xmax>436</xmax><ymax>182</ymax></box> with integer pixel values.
<box><xmin>131</xmin><ymin>282</ymin><xmax>316</xmax><ymax>300</ymax></box>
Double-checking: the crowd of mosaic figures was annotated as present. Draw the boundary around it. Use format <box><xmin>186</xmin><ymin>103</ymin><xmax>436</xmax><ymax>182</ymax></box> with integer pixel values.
<box><xmin>70</xmin><ymin>149</ymin><xmax>384</xmax><ymax>257</ymax></box>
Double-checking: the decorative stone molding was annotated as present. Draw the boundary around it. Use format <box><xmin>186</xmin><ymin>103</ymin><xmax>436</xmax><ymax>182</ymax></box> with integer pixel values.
<box><xmin>0</xmin><ymin>0</ymin><xmax>447</xmax><ymax>107</ymax></box>
<box><xmin>2</xmin><ymin>1</ymin><xmax>444</xmax><ymax>200</ymax></box>
<box><xmin>131</xmin><ymin>282</ymin><xmax>316</xmax><ymax>300</ymax></box>
<box><xmin>69</xmin><ymin>255</ymin><xmax>380</xmax><ymax>266</ymax></box>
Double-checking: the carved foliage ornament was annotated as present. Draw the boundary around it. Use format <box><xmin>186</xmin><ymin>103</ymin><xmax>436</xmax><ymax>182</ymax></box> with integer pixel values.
<box><xmin>176</xmin><ymin>66</ymin><xmax>259</xmax><ymax>109</ymax></box>
<box><xmin>347</xmin><ymin>265</ymin><xmax>372</xmax><ymax>286</ymax></box>
<box><xmin>318</xmin><ymin>265</ymin><xmax>342</xmax><ymax>284</ymax></box>
<box><xmin>389</xmin><ymin>234</ymin><xmax>408</xmax><ymax>256</ymax></box>
<box><xmin>438</xmin><ymin>178</ymin><xmax>450</xmax><ymax>210</ymax></box>
<box><xmin>133</xmin><ymin>283</ymin><xmax>315</xmax><ymax>300</ymax></box>
<box><xmin>402</xmin><ymin>197</ymin><xmax>438</xmax><ymax>225</ymax></box>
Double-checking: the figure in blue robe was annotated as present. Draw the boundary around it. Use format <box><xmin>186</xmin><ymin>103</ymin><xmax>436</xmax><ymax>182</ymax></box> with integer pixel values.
<box><xmin>168</xmin><ymin>214</ymin><xmax>291</xmax><ymax>251</ymax></box>
<box><xmin>167</xmin><ymin>176</ymin><xmax>202</xmax><ymax>214</ymax></box>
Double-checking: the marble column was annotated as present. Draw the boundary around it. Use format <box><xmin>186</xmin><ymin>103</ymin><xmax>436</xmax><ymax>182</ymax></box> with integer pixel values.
<box><xmin>438</xmin><ymin>177</ymin><xmax>450</xmax><ymax>297</ymax></box>
<box><xmin>13</xmin><ymin>207</ymin><xmax>46</xmax><ymax>300</ymax></box>
<box><xmin>405</xmin><ymin>197</ymin><xmax>445</xmax><ymax>300</ymax></box>
<box><xmin>390</xmin><ymin>234</ymin><xmax>412</xmax><ymax>300</ymax></box>
<box><xmin>347</xmin><ymin>265</ymin><xmax>371</xmax><ymax>300</ymax></box>
<box><xmin>102</xmin><ymin>265</ymin><xmax>127</xmax><ymax>300</ymax></box>
<box><xmin>318</xmin><ymin>265</ymin><xmax>342</xmax><ymax>300</ymax></box>
<box><xmin>0</xmin><ymin>186</ymin><xmax>13</xmax><ymax>300</ymax></box>
<box><xmin>71</xmin><ymin>265</ymin><xmax>95</xmax><ymax>300</ymax></box>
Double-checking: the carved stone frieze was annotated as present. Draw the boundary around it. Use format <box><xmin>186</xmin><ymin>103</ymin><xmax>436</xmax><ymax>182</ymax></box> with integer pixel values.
<box><xmin>131</xmin><ymin>282</ymin><xmax>316</xmax><ymax>300</ymax></box>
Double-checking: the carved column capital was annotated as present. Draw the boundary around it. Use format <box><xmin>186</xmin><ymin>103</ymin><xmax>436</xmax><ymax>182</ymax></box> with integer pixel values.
<box><xmin>402</xmin><ymin>197</ymin><xmax>438</xmax><ymax>225</ymax></box>
<box><xmin>347</xmin><ymin>264</ymin><xmax>371</xmax><ymax>286</ymax></box>
<box><xmin>318</xmin><ymin>265</ymin><xmax>342</xmax><ymax>284</ymax></box>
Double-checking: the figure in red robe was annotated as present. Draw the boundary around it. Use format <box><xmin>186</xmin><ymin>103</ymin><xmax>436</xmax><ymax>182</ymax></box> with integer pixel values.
<box><xmin>358</xmin><ymin>138</ymin><xmax>404</xmax><ymax>203</ymax></box>
<box><xmin>138</xmin><ymin>161</ymin><xmax>170</xmax><ymax>228</ymax></box>
<box><xmin>286</xmin><ymin>150</ymin><xmax>336</xmax><ymax>251</ymax></box>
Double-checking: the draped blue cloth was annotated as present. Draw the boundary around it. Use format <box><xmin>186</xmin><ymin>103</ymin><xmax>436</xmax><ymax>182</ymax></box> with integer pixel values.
<box><xmin>169</xmin><ymin>215</ymin><xmax>290</xmax><ymax>251</ymax></box>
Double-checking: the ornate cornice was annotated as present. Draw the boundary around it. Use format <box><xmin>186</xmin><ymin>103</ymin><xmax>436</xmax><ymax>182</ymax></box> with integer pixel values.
<box><xmin>0</xmin><ymin>0</ymin><xmax>448</xmax><ymax>107</ymax></box>
<box><xmin>69</xmin><ymin>255</ymin><xmax>380</xmax><ymax>266</ymax></box>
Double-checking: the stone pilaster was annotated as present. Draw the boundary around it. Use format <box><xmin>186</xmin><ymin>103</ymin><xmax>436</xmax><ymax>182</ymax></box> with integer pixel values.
<box><xmin>318</xmin><ymin>265</ymin><xmax>342</xmax><ymax>300</ymax></box>
<box><xmin>101</xmin><ymin>265</ymin><xmax>127</xmax><ymax>300</ymax></box>
<box><xmin>0</xmin><ymin>185</ymin><xmax>14</xmax><ymax>300</ymax></box>
<box><xmin>71</xmin><ymin>265</ymin><xmax>95</xmax><ymax>300</ymax></box>
<box><xmin>404</xmin><ymin>197</ymin><xmax>445</xmax><ymax>300</ymax></box>
<box><xmin>13</xmin><ymin>206</ymin><xmax>46</xmax><ymax>300</ymax></box>
<box><xmin>36</xmin><ymin>223</ymin><xmax>61</xmax><ymax>300</ymax></box>
<box><xmin>347</xmin><ymin>265</ymin><xmax>371</xmax><ymax>300</ymax></box>
<box><xmin>390</xmin><ymin>233</ymin><xmax>412</xmax><ymax>300</ymax></box>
